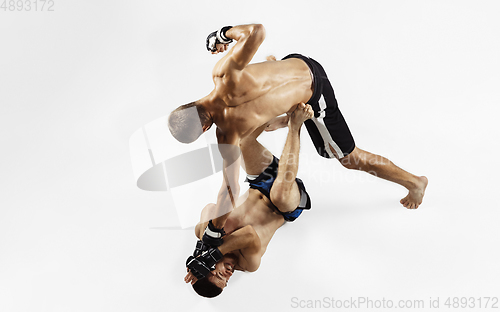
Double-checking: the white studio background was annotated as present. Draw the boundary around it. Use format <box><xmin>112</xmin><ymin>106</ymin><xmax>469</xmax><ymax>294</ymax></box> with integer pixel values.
<box><xmin>1</xmin><ymin>1</ymin><xmax>499</xmax><ymax>311</ymax></box>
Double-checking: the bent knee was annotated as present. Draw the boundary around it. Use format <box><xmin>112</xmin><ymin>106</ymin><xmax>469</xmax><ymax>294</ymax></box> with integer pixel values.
<box><xmin>340</xmin><ymin>157</ymin><xmax>359</xmax><ymax>170</ymax></box>
<box><xmin>270</xmin><ymin>187</ymin><xmax>294</xmax><ymax>213</ymax></box>
<box><xmin>339</xmin><ymin>148</ymin><xmax>364</xmax><ymax>170</ymax></box>
<box><xmin>270</xmin><ymin>181</ymin><xmax>301</xmax><ymax>213</ymax></box>
<box><xmin>270</xmin><ymin>187</ymin><xmax>287</xmax><ymax>208</ymax></box>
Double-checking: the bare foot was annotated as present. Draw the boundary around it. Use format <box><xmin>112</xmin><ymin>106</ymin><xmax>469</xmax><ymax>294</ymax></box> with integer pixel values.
<box><xmin>400</xmin><ymin>176</ymin><xmax>428</xmax><ymax>209</ymax></box>
<box><xmin>266</xmin><ymin>55</ymin><xmax>276</xmax><ymax>61</ymax></box>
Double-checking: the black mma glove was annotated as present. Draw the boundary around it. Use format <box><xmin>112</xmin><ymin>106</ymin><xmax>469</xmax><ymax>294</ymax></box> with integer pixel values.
<box><xmin>202</xmin><ymin>219</ymin><xmax>226</xmax><ymax>247</ymax></box>
<box><xmin>206</xmin><ymin>26</ymin><xmax>233</xmax><ymax>52</ymax></box>
<box><xmin>193</xmin><ymin>240</ymin><xmax>210</xmax><ymax>257</ymax></box>
<box><xmin>186</xmin><ymin>247</ymin><xmax>223</xmax><ymax>280</ymax></box>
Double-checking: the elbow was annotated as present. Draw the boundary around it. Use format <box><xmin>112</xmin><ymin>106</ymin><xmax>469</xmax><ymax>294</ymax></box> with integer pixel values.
<box><xmin>242</xmin><ymin>225</ymin><xmax>258</xmax><ymax>244</ymax></box>
<box><xmin>252</xmin><ymin>24</ymin><xmax>266</xmax><ymax>42</ymax></box>
<box><xmin>252</xmin><ymin>24</ymin><xmax>265</xmax><ymax>33</ymax></box>
<box><xmin>247</xmin><ymin>264</ymin><xmax>260</xmax><ymax>273</ymax></box>
<box><xmin>245</xmin><ymin>224</ymin><xmax>258</xmax><ymax>236</ymax></box>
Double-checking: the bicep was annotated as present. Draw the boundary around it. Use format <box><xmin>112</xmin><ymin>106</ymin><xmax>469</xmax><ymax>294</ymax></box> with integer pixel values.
<box><xmin>228</xmin><ymin>24</ymin><xmax>265</xmax><ymax>70</ymax></box>
<box><xmin>213</xmin><ymin>24</ymin><xmax>265</xmax><ymax>75</ymax></box>
<box><xmin>241</xmin><ymin>235</ymin><xmax>262</xmax><ymax>272</ymax></box>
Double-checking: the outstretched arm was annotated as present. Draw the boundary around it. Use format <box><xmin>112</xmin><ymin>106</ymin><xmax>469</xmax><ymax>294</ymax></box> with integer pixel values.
<box><xmin>185</xmin><ymin>132</ymin><xmax>242</xmax><ymax>280</ymax></box>
<box><xmin>193</xmin><ymin>159</ymin><xmax>239</xmax><ymax>240</ymax></box>
<box><xmin>269</xmin><ymin>103</ymin><xmax>313</xmax><ymax>212</ymax></box>
<box><xmin>194</xmin><ymin>128</ymin><xmax>241</xmax><ymax>249</ymax></box>
<box><xmin>210</xmin><ymin>129</ymin><xmax>241</xmax><ymax>228</ymax></box>
<box><xmin>275</xmin><ymin>106</ymin><xmax>307</xmax><ymax>186</ymax></box>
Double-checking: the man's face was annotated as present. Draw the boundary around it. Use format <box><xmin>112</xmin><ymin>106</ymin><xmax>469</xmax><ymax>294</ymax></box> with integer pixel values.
<box><xmin>207</xmin><ymin>255</ymin><xmax>237</xmax><ymax>289</ymax></box>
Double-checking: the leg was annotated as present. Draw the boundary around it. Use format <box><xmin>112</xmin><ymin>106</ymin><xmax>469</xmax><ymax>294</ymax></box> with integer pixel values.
<box><xmin>299</xmin><ymin>55</ymin><xmax>428</xmax><ymax>208</ymax></box>
<box><xmin>339</xmin><ymin>147</ymin><xmax>428</xmax><ymax>209</ymax></box>
<box><xmin>270</xmin><ymin>103</ymin><xmax>313</xmax><ymax>213</ymax></box>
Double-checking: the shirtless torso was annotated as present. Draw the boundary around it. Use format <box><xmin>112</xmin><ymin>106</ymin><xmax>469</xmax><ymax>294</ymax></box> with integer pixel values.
<box><xmin>187</xmin><ymin>25</ymin><xmax>314</xmax><ymax>255</ymax></box>
<box><xmin>199</xmin><ymin>24</ymin><xmax>313</xmax><ymax>143</ymax></box>
<box><xmin>195</xmin><ymin>189</ymin><xmax>284</xmax><ymax>272</ymax></box>
<box><xmin>184</xmin><ymin>90</ymin><xmax>316</xmax><ymax>293</ymax></box>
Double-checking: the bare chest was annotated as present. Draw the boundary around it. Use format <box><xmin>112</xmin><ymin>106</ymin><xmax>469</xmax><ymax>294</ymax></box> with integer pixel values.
<box><xmin>225</xmin><ymin>191</ymin><xmax>285</xmax><ymax>254</ymax></box>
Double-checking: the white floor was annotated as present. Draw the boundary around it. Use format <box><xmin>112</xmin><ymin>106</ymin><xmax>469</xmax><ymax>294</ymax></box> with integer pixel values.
<box><xmin>1</xmin><ymin>1</ymin><xmax>499</xmax><ymax>311</ymax></box>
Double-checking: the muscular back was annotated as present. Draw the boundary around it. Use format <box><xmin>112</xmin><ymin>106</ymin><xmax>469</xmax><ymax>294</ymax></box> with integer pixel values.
<box><xmin>209</xmin><ymin>25</ymin><xmax>313</xmax><ymax>140</ymax></box>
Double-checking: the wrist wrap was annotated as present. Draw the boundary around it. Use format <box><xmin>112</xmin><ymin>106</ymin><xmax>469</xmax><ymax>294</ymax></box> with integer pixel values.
<box><xmin>216</xmin><ymin>26</ymin><xmax>233</xmax><ymax>44</ymax></box>
<box><xmin>202</xmin><ymin>220</ymin><xmax>225</xmax><ymax>247</ymax></box>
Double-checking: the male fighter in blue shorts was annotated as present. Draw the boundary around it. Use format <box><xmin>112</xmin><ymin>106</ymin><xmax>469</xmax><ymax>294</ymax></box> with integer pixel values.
<box><xmin>184</xmin><ymin>103</ymin><xmax>313</xmax><ymax>298</ymax></box>
<box><xmin>170</xmin><ymin>24</ymin><xmax>428</xmax><ymax>296</ymax></box>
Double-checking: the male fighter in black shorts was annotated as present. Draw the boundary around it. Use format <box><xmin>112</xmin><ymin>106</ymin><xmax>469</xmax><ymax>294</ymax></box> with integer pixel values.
<box><xmin>168</xmin><ymin>24</ymin><xmax>427</xmax><ymax>214</ymax></box>
<box><xmin>170</xmin><ymin>26</ymin><xmax>428</xmax><ymax>296</ymax></box>
<box><xmin>184</xmin><ymin>103</ymin><xmax>313</xmax><ymax>298</ymax></box>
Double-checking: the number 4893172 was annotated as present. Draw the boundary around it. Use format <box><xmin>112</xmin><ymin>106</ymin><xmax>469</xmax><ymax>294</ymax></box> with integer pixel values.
<box><xmin>1</xmin><ymin>0</ymin><xmax>55</xmax><ymax>11</ymax></box>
